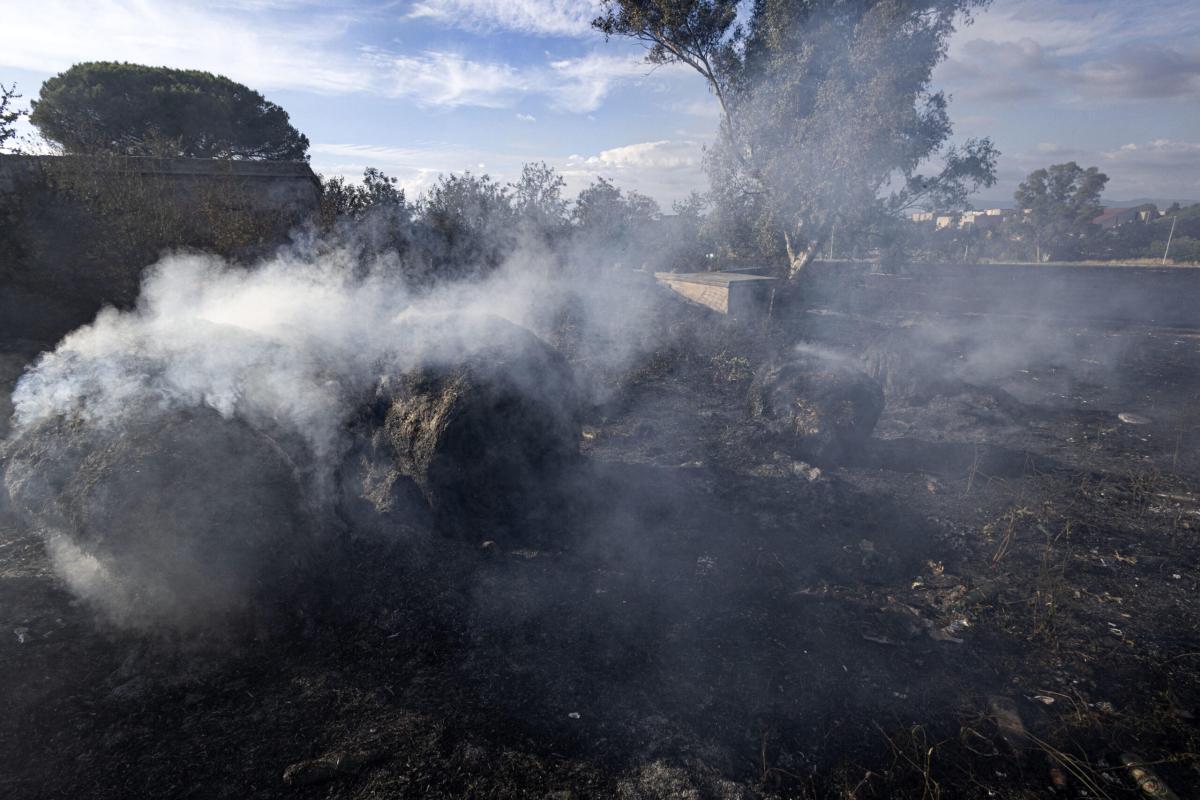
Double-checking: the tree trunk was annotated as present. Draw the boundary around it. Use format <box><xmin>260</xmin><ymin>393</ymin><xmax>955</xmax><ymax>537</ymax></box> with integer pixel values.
<box><xmin>784</xmin><ymin>231</ymin><xmax>824</xmax><ymax>281</ymax></box>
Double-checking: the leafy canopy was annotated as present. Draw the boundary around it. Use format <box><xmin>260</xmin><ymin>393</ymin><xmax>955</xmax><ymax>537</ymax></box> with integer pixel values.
<box><xmin>30</xmin><ymin>62</ymin><xmax>309</xmax><ymax>161</ymax></box>
<box><xmin>1</xmin><ymin>83</ymin><xmax>26</xmax><ymax>152</ymax></box>
<box><xmin>595</xmin><ymin>0</ymin><xmax>994</xmax><ymax>275</ymax></box>
<box><xmin>1014</xmin><ymin>162</ymin><xmax>1108</xmax><ymax>261</ymax></box>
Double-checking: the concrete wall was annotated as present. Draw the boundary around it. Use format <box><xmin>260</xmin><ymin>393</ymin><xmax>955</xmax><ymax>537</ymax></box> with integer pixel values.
<box><xmin>656</xmin><ymin>272</ymin><xmax>777</xmax><ymax>320</ymax></box>
<box><xmin>0</xmin><ymin>154</ymin><xmax>320</xmax><ymax>341</ymax></box>
<box><xmin>794</xmin><ymin>261</ymin><xmax>1200</xmax><ymax>328</ymax></box>
<box><xmin>0</xmin><ymin>154</ymin><xmax>320</xmax><ymax>212</ymax></box>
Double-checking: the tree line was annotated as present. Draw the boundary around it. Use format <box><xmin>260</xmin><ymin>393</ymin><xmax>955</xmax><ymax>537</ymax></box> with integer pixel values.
<box><xmin>3</xmin><ymin>2</ymin><xmax>1195</xmax><ymax>273</ymax></box>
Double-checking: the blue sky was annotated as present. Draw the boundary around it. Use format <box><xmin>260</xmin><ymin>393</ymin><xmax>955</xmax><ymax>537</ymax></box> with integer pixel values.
<box><xmin>3</xmin><ymin>0</ymin><xmax>1198</xmax><ymax>206</ymax></box>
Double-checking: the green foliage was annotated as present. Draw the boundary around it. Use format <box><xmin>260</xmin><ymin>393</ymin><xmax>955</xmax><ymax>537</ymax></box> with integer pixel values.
<box><xmin>320</xmin><ymin>167</ymin><xmax>407</xmax><ymax>225</ymax></box>
<box><xmin>510</xmin><ymin>161</ymin><xmax>570</xmax><ymax>238</ymax></box>
<box><xmin>595</xmin><ymin>0</ymin><xmax>993</xmax><ymax>276</ymax></box>
<box><xmin>1013</xmin><ymin>162</ymin><xmax>1108</xmax><ymax>261</ymax></box>
<box><xmin>418</xmin><ymin>172</ymin><xmax>518</xmax><ymax>277</ymax></box>
<box><xmin>30</xmin><ymin>62</ymin><xmax>309</xmax><ymax>160</ymax></box>
<box><xmin>1162</xmin><ymin>236</ymin><xmax>1200</xmax><ymax>263</ymax></box>
<box><xmin>1091</xmin><ymin>204</ymin><xmax>1200</xmax><ymax>264</ymax></box>
<box><xmin>888</xmin><ymin>139</ymin><xmax>1000</xmax><ymax>216</ymax></box>
<box><xmin>573</xmin><ymin>176</ymin><xmax>660</xmax><ymax>234</ymax></box>
<box><xmin>1</xmin><ymin>82</ymin><xmax>27</xmax><ymax>152</ymax></box>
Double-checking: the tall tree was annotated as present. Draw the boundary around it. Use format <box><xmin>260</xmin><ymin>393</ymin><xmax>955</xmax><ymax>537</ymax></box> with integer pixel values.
<box><xmin>1013</xmin><ymin>162</ymin><xmax>1108</xmax><ymax>262</ymax></box>
<box><xmin>30</xmin><ymin>62</ymin><xmax>309</xmax><ymax>160</ymax></box>
<box><xmin>595</xmin><ymin>0</ymin><xmax>994</xmax><ymax>278</ymax></box>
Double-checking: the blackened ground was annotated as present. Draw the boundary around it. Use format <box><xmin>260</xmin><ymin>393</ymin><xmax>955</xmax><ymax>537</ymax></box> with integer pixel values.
<box><xmin>1</xmin><ymin>300</ymin><xmax>1199</xmax><ymax>798</ymax></box>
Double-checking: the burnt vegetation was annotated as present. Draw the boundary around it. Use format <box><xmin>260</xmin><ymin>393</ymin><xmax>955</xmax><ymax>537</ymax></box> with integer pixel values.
<box><xmin>1</xmin><ymin>2</ymin><xmax>1199</xmax><ymax>799</ymax></box>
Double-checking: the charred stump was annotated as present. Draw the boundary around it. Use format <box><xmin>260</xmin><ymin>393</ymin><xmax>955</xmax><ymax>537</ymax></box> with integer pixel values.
<box><xmin>749</xmin><ymin>349</ymin><xmax>884</xmax><ymax>464</ymax></box>
<box><xmin>370</xmin><ymin>317</ymin><xmax>583</xmax><ymax>549</ymax></box>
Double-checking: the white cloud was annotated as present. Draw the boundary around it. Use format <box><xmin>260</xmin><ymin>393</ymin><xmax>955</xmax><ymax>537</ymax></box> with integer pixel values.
<box><xmin>372</xmin><ymin>49</ymin><xmax>659</xmax><ymax>112</ymax></box>
<box><xmin>572</xmin><ymin>140</ymin><xmax>703</xmax><ymax>171</ymax></box>
<box><xmin>561</xmin><ymin>139</ymin><xmax>707</xmax><ymax>203</ymax></box>
<box><xmin>0</xmin><ymin>0</ymin><xmax>663</xmax><ymax>114</ymax></box>
<box><xmin>407</xmin><ymin>0</ymin><xmax>601</xmax><ymax>37</ymax></box>
<box><xmin>950</xmin><ymin>0</ymin><xmax>1200</xmax><ymax>61</ymax></box>
<box><xmin>375</xmin><ymin>51</ymin><xmax>530</xmax><ymax>108</ymax></box>
<box><xmin>1098</xmin><ymin>139</ymin><xmax>1200</xmax><ymax>198</ymax></box>
<box><xmin>0</xmin><ymin>0</ymin><xmax>374</xmax><ymax>95</ymax></box>
<box><xmin>516</xmin><ymin>113</ymin><xmax>537</xmax><ymax>122</ymax></box>
<box><xmin>987</xmin><ymin>139</ymin><xmax>1200</xmax><ymax>202</ymax></box>
<box><xmin>940</xmin><ymin>0</ymin><xmax>1200</xmax><ymax>103</ymax></box>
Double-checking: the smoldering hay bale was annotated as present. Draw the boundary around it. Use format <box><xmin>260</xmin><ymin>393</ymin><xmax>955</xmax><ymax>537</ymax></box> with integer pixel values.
<box><xmin>365</xmin><ymin>316</ymin><xmax>583</xmax><ymax>548</ymax></box>
<box><xmin>2</xmin><ymin>408</ymin><xmax>318</xmax><ymax>631</ymax></box>
<box><xmin>749</xmin><ymin>348</ymin><xmax>884</xmax><ymax>464</ymax></box>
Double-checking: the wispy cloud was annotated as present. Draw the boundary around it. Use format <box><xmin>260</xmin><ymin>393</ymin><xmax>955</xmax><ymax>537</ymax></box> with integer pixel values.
<box><xmin>992</xmin><ymin>138</ymin><xmax>1200</xmax><ymax>201</ymax></box>
<box><xmin>562</xmin><ymin>139</ymin><xmax>707</xmax><ymax>202</ymax></box>
<box><xmin>1</xmin><ymin>0</ymin><xmax>375</xmax><ymax>95</ymax></box>
<box><xmin>406</xmin><ymin>0</ymin><xmax>601</xmax><ymax>38</ymax></box>
<box><xmin>0</xmin><ymin>0</ymin><xmax>671</xmax><ymax>115</ymax></box>
<box><xmin>372</xmin><ymin>50</ymin><xmax>661</xmax><ymax>112</ymax></box>
<box><xmin>1100</xmin><ymin>139</ymin><xmax>1200</xmax><ymax>198</ymax></box>
<box><xmin>941</xmin><ymin>0</ymin><xmax>1200</xmax><ymax>103</ymax></box>
<box><xmin>374</xmin><ymin>51</ymin><xmax>529</xmax><ymax>108</ymax></box>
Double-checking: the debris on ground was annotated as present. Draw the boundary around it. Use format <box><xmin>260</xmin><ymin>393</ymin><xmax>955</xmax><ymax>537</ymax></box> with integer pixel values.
<box><xmin>987</xmin><ymin>695</ymin><xmax>1028</xmax><ymax>755</ymax></box>
<box><xmin>748</xmin><ymin>348</ymin><xmax>884</xmax><ymax>464</ymax></box>
<box><xmin>1121</xmin><ymin>753</ymin><xmax>1181</xmax><ymax>799</ymax></box>
<box><xmin>281</xmin><ymin>750</ymin><xmax>389</xmax><ymax>787</ymax></box>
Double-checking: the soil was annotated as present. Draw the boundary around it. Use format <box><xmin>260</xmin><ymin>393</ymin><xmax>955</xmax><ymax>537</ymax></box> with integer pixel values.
<box><xmin>2</xmin><ymin>294</ymin><xmax>1199</xmax><ymax>798</ymax></box>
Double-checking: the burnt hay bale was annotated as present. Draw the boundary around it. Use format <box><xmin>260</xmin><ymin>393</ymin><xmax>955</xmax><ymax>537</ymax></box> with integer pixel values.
<box><xmin>749</xmin><ymin>349</ymin><xmax>884</xmax><ymax>464</ymax></box>
<box><xmin>2</xmin><ymin>409</ymin><xmax>317</xmax><ymax>631</ymax></box>
<box><xmin>375</xmin><ymin>318</ymin><xmax>583</xmax><ymax>548</ymax></box>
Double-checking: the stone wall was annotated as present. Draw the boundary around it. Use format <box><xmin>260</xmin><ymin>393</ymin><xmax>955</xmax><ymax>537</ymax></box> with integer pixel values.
<box><xmin>0</xmin><ymin>154</ymin><xmax>320</xmax><ymax>341</ymax></box>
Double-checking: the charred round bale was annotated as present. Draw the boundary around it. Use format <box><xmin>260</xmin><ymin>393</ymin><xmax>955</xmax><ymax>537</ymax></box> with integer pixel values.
<box><xmin>378</xmin><ymin>318</ymin><xmax>583</xmax><ymax>548</ymax></box>
<box><xmin>3</xmin><ymin>409</ymin><xmax>317</xmax><ymax>631</ymax></box>
<box><xmin>749</xmin><ymin>349</ymin><xmax>884</xmax><ymax>464</ymax></box>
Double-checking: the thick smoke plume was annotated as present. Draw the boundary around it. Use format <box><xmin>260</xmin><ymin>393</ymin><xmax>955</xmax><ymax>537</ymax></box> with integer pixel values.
<box><xmin>3</xmin><ymin>241</ymin><xmax>669</xmax><ymax>630</ymax></box>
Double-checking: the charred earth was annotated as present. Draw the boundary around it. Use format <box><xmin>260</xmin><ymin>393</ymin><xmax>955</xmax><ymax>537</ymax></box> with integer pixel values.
<box><xmin>2</xmin><ymin>293</ymin><xmax>1200</xmax><ymax>799</ymax></box>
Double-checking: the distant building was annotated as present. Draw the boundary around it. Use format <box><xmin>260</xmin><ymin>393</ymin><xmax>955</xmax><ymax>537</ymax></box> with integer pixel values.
<box><xmin>960</xmin><ymin>211</ymin><xmax>1004</xmax><ymax>230</ymax></box>
<box><xmin>910</xmin><ymin>208</ymin><xmax>1009</xmax><ymax>229</ymax></box>
<box><xmin>1093</xmin><ymin>207</ymin><xmax>1141</xmax><ymax>229</ymax></box>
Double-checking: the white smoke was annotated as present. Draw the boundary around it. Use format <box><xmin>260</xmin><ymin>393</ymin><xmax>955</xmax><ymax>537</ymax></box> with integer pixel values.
<box><xmin>10</xmin><ymin>242</ymin><xmax>661</xmax><ymax>493</ymax></box>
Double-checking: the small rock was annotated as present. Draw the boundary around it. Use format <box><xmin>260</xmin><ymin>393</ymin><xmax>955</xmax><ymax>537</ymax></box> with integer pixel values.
<box><xmin>110</xmin><ymin>676</ymin><xmax>151</xmax><ymax>703</ymax></box>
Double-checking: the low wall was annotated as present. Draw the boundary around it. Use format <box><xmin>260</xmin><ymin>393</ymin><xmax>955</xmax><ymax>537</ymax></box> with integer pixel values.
<box><xmin>0</xmin><ymin>154</ymin><xmax>321</xmax><ymax>341</ymax></box>
<box><xmin>795</xmin><ymin>261</ymin><xmax>1200</xmax><ymax>328</ymax></box>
